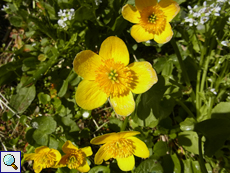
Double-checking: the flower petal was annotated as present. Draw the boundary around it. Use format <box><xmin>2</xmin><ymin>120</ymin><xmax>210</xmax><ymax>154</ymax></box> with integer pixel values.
<box><xmin>50</xmin><ymin>149</ymin><xmax>62</xmax><ymax>162</ymax></box>
<box><xmin>77</xmin><ymin>161</ymin><xmax>91</xmax><ymax>173</ymax></box>
<box><xmin>94</xmin><ymin>144</ymin><xmax>112</xmax><ymax>164</ymax></box>
<box><xmin>75</xmin><ymin>80</ymin><xmax>108</xmax><ymax>110</ymax></box>
<box><xmin>128</xmin><ymin>61</ymin><xmax>158</xmax><ymax>94</ymax></box>
<box><xmin>73</xmin><ymin>50</ymin><xmax>103</xmax><ymax>80</ymax></box>
<box><xmin>118</xmin><ymin>131</ymin><xmax>140</xmax><ymax>139</ymax></box>
<box><xmin>135</xmin><ymin>0</ymin><xmax>157</xmax><ymax>11</ymax></box>
<box><xmin>127</xmin><ymin>137</ymin><xmax>150</xmax><ymax>158</ymax></box>
<box><xmin>81</xmin><ymin>146</ymin><xmax>93</xmax><ymax>157</ymax></box>
<box><xmin>99</xmin><ymin>36</ymin><xmax>129</xmax><ymax>66</ymax></box>
<box><xmin>122</xmin><ymin>4</ymin><xmax>140</xmax><ymax>24</ymax></box>
<box><xmin>159</xmin><ymin>0</ymin><xmax>180</xmax><ymax>22</ymax></box>
<box><xmin>110</xmin><ymin>91</ymin><xmax>135</xmax><ymax>116</ymax></box>
<box><xmin>24</xmin><ymin>153</ymin><xmax>35</xmax><ymax>161</ymax></box>
<box><xmin>131</xmin><ymin>25</ymin><xmax>154</xmax><ymax>43</ymax></box>
<box><xmin>153</xmin><ymin>23</ymin><xmax>173</xmax><ymax>44</ymax></box>
<box><xmin>62</xmin><ymin>140</ymin><xmax>78</xmax><ymax>154</ymax></box>
<box><xmin>58</xmin><ymin>155</ymin><xmax>69</xmax><ymax>166</ymax></box>
<box><xmin>35</xmin><ymin>146</ymin><xmax>50</xmax><ymax>153</ymax></box>
<box><xmin>116</xmin><ymin>155</ymin><xmax>135</xmax><ymax>171</ymax></box>
<box><xmin>90</xmin><ymin>133</ymin><xmax>120</xmax><ymax>145</ymax></box>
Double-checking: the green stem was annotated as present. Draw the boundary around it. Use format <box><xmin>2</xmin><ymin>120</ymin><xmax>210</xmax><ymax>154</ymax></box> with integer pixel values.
<box><xmin>198</xmin><ymin>135</ymin><xmax>208</xmax><ymax>173</ymax></box>
<box><xmin>121</xmin><ymin>116</ymin><xmax>129</xmax><ymax>131</ymax></box>
<box><xmin>176</xmin><ymin>99</ymin><xmax>196</xmax><ymax>120</ymax></box>
<box><xmin>170</xmin><ymin>38</ymin><xmax>196</xmax><ymax>104</ymax></box>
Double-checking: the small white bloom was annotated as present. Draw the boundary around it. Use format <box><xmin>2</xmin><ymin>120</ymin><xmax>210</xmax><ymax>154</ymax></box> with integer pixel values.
<box><xmin>1</xmin><ymin>4</ymin><xmax>9</xmax><ymax>11</ymax></box>
<box><xmin>200</xmin><ymin>16</ymin><xmax>209</xmax><ymax>24</ymax></box>
<box><xmin>221</xmin><ymin>40</ymin><xmax>229</xmax><ymax>46</ymax></box>
<box><xmin>58</xmin><ymin>19</ymin><xmax>67</xmax><ymax>28</ymax></box>
<box><xmin>82</xmin><ymin>112</ymin><xmax>90</xmax><ymax>118</ymax></box>
<box><xmin>210</xmin><ymin>88</ymin><xmax>217</xmax><ymax>95</ymax></box>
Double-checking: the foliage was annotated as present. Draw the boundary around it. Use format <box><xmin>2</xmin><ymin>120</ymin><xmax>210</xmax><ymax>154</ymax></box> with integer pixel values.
<box><xmin>0</xmin><ymin>0</ymin><xmax>230</xmax><ymax>172</ymax></box>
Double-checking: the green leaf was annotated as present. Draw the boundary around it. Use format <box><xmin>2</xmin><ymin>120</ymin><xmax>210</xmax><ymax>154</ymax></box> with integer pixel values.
<box><xmin>171</xmin><ymin>153</ymin><xmax>181</xmax><ymax>173</ymax></box>
<box><xmin>49</xmin><ymin>136</ymin><xmax>59</xmax><ymax>149</ymax></box>
<box><xmin>58</xmin><ymin>80</ymin><xmax>69</xmax><ymax>97</ymax></box>
<box><xmin>88</xmin><ymin>166</ymin><xmax>110</xmax><ymax>173</ymax></box>
<box><xmin>74</xmin><ymin>6</ymin><xmax>94</xmax><ymax>21</ymax></box>
<box><xmin>133</xmin><ymin>75</ymin><xmax>175</xmax><ymax>127</ymax></box>
<box><xmin>10</xmin><ymin>85</ymin><xmax>36</xmax><ymax>114</ymax></box>
<box><xmin>195</xmin><ymin>118</ymin><xmax>230</xmax><ymax>156</ymax></box>
<box><xmin>33</xmin><ymin>129</ymin><xmax>48</xmax><ymax>145</ymax></box>
<box><xmin>31</xmin><ymin>116</ymin><xmax>57</xmax><ymax>134</ymax></box>
<box><xmin>19</xmin><ymin>115</ymin><xmax>27</xmax><ymax>125</ymax></box>
<box><xmin>38</xmin><ymin>92</ymin><xmax>51</xmax><ymax>104</ymax></box>
<box><xmin>135</xmin><ymin>159</ymin><xmax>163</xmax><ymax>173</ymax></box>
<box><xmin>61</xmin><ymin>117</ymin><xmax>80</xmax><ymax>132</ymax></box>
<box><xmin>211</xmin><ymin>102</ymin><xmax>230</xmax><ymax>120</ymax></box>
<box><xmin>178</xmin><ymin>131</ymin><xmax>199</xmax><ymax>155</ymax></box>
<box><xmin>180</xmin><ymin>117</ymin><xmax>196</xmax><ymax>131</ymax></box>
<box><xmin>108</xmin><ymin>118</ymin><xmax>123</xmax><ymax>132</ymax></box>
<box><xmin>153</xmin><ymin>141</ymin><xmax>168</xmax><ymax>158</ymax></box>
<box><xmin>9</xmin><ymin>16</ymin><xmax>23</xmax><ymax>27</ymax></box>
<box><xmin>39</xmin><ymin>2</ymin><xmax>56</xmax><ymax>19</ymax></box>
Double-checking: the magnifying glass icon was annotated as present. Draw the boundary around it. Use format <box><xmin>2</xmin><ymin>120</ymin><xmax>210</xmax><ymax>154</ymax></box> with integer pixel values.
<box><xmin>3</xmin><ymin>154</ymin><xmax>18</xmax><ymax>170</ymax></box>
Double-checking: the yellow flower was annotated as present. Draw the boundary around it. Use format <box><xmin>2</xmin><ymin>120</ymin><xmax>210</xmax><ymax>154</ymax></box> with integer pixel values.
<box><xmin>90</xmin><ymin>131</ymin><xmax>149</xmax><ymax>171</ymax></box>
<box><xmin>122</xmin><ymin>0</ymin><xmax>180</xmax><ymax>43</ymax></box>
<box><xmin>24</xmin><ymin>146</ymin><xmax>61</xmax><ymax>173</ymax></box>
<box><xmin>57</xmin><ymin>140</ymin><xmax>92</xmax><ymax>172</ymax></box>
<box><xmin>73</xmin><ymin>36</ymin><xmax>158</xmax><ymax>116</ymax></box>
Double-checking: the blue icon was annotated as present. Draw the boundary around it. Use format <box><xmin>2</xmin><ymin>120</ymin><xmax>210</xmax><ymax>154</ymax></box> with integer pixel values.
<box><xmin>3</xmin><ymin>154</ymin><xmax>18</xmax><ymax>170</ymax></box>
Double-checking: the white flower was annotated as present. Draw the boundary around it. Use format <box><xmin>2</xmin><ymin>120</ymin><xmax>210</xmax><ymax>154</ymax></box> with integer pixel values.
<box><xmin>185</xmin><ymin>17</ymin><xmax>198</xmax><ymax>26</ymax></box>
<box><xmin>212</xmin><ymin>5</ymin><xmax>221</xmax><ymax>16</ymax></box>
<box><xmin>221</xmin><ymin>41</ymin><xmax>229</xmax><ymax>46</ymax></box>
<box><xmin>1</xmin><ymin>4</ymin><xmax>9</xmax><ymax>11</ymax></box>
<box><xmin>58</xmin><ymin>19</ymin><xmax>67</xmax><ymax>28</ymax></box>
<box><xmin>210</xmin><ymin>88</ymin><xmax>217</xmax><ymax>95</ymax></box>
<box><xmin>200</xmin><ymin>16</ymin><xmax>209</xmax><ymax>24</ymax></box>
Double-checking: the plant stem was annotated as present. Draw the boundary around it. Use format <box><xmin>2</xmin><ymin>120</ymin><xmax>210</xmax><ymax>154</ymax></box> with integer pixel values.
<box><xmin>121</xmin><ymin>116</ymin><xmax>129</xmax><ymax>131</ymax></box>
<box><xmin>198</xmin><ymin>135</ymin><xmax>208</xmax><ymax>173</ymax></box>
<box><xmin>176</xmin><ymin>99</ymin><xmax>196</xmax><ymax>120</ymax></box>
<box><xmin>170</xmin><ymin>38</ymin><xmax>196</xmax><ymax>104</ymax></box>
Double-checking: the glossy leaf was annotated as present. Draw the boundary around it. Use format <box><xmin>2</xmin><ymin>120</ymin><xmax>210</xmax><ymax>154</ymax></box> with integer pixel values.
<box><xmin>31</xmin><ymin>116</ymin><xmax>57</xmax><ymax>134</ymax></box>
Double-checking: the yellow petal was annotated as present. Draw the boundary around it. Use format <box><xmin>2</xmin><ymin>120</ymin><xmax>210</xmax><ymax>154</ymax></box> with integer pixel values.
<box><xmin>90</xmin><ymin>133</ymin><xmax>120</xmax><ymax>145</ymax></box>
<box><xmin>127</xmin><ymin>137</ymin><xmax>150</xmax><ymax>158</ymax></box>
<box><xmin>153</xmin><ymin>23</ymin><xmax>173</xmax><ymax>44</ymax></box>
<box><xmin>73</xmin><ymin>50</ymin><xmax>103</xmax><ymax>80</ymax></box>
<box><xmin>50</xmin><ymin>149</ymin><xmax>62</xmax><ymax>162</ymax></box>
<box><xmin>75</xmin><ymin>80</ymin><xmax>108</xmax><ymax>110</ymax></box>
<box><xmin>94</xmin><ymin>144</ymin><xmax>112</xmax><ymax>164</ymax></box>
<box><xmin>122</xmin><ymin>4</ymin><xmax>140</xmax><ymax>24</ymax></box>
<box><xmin>58</xmin><ymin>155</ymin><xmax>69</xmax><ymax>166</ymax></box>
<box><xmin>62</xmin><ymin>140</ymin><xmax>78</xmax><ymax>154</ymax></box>
<box><xmin>159</xmin><ymin>0</ymin><xmax>180</xmax><ymax>22</ymax></box>
<box><xmin>116</xmin><ymin>155</ymin><xmax>135</xmax><ymax>171</ymax></box>
<box><xmin>99</xmin><ymin>36</ymin><xmax>129</xmax><ymax>66</ymax></box>
<box><xmin>81</xmin><ymin>146</ymin><xmax>93</xmax><ymax>157</ymax></box>
<box><xmin>33</xmin><ymin>163</ymin><xmax>43</xmax><ymax>173</ymax></box>
<box><xmin>77</xmin><ymin>161</ymin><xmax>90</xmax><ymax>173</ymax></box>
<box><xmin>131</xmin><ymin>25</ymin><xmax>154</xmax><ymax>43</ymax></box>
<box><xmin>118</xmin><ymin>131</ymin><xmax>140</xmax><ymax>139</ymax></box>
<box><xmin>135</xmin><ymin>0</ymin><xmax>157</xmax><ymax>11</ymax></box>
<box><xmin>35</xmin><ymin>146</ymin><xmax>50</xmax><ymax>153</ymax></box>
<box><xmin>128</xmin><ymin>61</ymin><xmax>158</xmax><ymax>94</ymax></box>
<box><xmin>110</xmin><ymin>91</ymin><xmax>135</xmax><ymax>116</ymax></box>
<box><xmin>24</xmin><ymin>153</ymin><xmax>35</xmax><ymax>161</ymax></box>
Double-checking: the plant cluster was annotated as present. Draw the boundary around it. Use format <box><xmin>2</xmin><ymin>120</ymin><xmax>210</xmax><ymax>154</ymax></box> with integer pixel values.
<box><xmin>0</xmin><ymin>0</ymin><xmax>230</xmax><ymax>172</ymax></box>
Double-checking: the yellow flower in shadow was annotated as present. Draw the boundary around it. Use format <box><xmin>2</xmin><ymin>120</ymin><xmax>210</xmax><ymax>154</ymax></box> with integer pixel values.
<box><xmin>57</xmin><ymin>140</ymin><xmax>92</xmax><ymax>172</ymax></box>
<box><xmin>73</xmin><ymin>36</ymin><xmax>158</xmax><ymax>116</ymax></box>
<box><xmin>90</xmin><ymin>131</ymin><xmax>149</xmax><ymax>171</ymax></box>
<box><xmin>122</xmin><ymin>0</ymin><xmax>180</xmax><ymax>43</ymax></box>
<box><xmin>24</xmin><ymin>146</ymin><xmax>61</xmax><ymax>173</ymax></box>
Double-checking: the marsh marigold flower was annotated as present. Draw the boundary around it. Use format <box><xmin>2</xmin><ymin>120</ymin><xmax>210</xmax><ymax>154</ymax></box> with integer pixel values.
<box><xmin>24</xmin><ymin>146</ymin><xmax>61</xmax><ymax>173</ymax></box>
<box><xmin>90</xmin><ymin>131</ymin><xmax>149</xmax><ymax>171</ymax></box>
<box><xmin>122</xmin><ymin>0</ymin><xmax>180</xmax><ymax>43</ymax></box>
<box><xmin>57</xmin><ymin>140</ymin><xmax>92</xmax><ymax>172</ymax></box>
<box><xmin>73</xmin><ymin>36</ymin><xmax>157</xmax><ymax>116</ymax></box>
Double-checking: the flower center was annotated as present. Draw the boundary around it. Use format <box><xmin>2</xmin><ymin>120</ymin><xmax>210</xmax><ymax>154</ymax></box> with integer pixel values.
<box><xmin>66</xmin><ymin>150</ymin><xmax>86</xmax><ymax>169</ymax></box>
<box><xmin>105</xmin><ymin>138</ymin><xmax>136</xmax><ymax>158</ymax></box>
<box><xmin>36</xmin><ymin>153</ymin><xmax>55</xmax><ymax>168</ymax></box>
<box><xmin>95</xmin><ymin>59</ymin><xmax>133</xmax><ymax>97</ymax></box>
<box><xmin>139</xmin><ymin>5</ymin><xmax>166</xmax><ymax>35</ymax></box>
